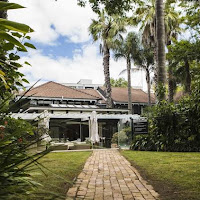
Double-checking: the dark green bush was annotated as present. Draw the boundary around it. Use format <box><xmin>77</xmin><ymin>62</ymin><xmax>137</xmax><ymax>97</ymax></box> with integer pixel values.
<box><xmin>111</xmin><ymin>132</ymin><xmax>118</xmax><ymax>144</ymax></box>
<box><xmin>0</xmin><ymin>116</ymin><xmax>49</xmax><ymax>200</ymax></box>
<box><xmin>132</xmin><ymin>81</ymin><xmax>200</xmax><ymax>152</ymax></box>
<box><xmin>111</xmin><ymin>126</ymin><xmax>132</xmax><ymax>145</ymax></box>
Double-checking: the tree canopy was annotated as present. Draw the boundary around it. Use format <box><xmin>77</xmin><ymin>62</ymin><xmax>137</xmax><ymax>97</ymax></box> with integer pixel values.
<box><xmin>110</xmin><ymin>77</ymin><xmax>128</xmax><ymax>87</ymax></box>
<box><xmin>0</xmin><ymin>2</ymin><xmax>35</xmax><ymax>100</ymax></box>
<box><xmin>77</xmin><ymin>0</ymin><xmax>133</xmax><ymax>15</ymax></box>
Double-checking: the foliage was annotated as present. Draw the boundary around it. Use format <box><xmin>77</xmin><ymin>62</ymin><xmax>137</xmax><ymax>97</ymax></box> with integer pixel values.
<box><xmin>111</xmin><ymin>132</ymin><xmax>118</xmax><ymax>144</ymax></box>
<box><xmin>89</xmin><ymin>9</ymin><xmax>127</xmax><ymax>50</ymax></box>
<box><xmin>89</xmin><ymin>9</ymin><xmax>127</xmax><ymax>108</ymax></box>
<box><xmin>111</xmin><ymin>126</ymin><xmax>132</xmax><ymax>145</ymax></box>
<box><xmin>113</xmin><ymin>31</ymin><xmax>141</xmax><ymax>113</ymax></box>
<box><xmin>133</xmin><ymin>46</ymin><xmax>154</xmax><ymax>69</ymax></box>
<box><xmin>113</xmin><ymin>31</ymin><xmax>140</xmax><ymax>62</ymax></box>
<box><xmin>0</xmin><ymin>116</ymin><xmax>49</xmax><ymax>200</ymax></box>
<box><xmin>0</xmin><ymin>2</ymin><xmax>51</xmax><ymax>200</ymax></box>
<box><xmin>118</xmin><ymin>129</ymin><xmax>128</xmax><ymax>144</ymax></box>
<box><xmin>77</xmin><ymin>0</ymin><xmax>133</xmax><ymax>15</ymax></box>
<box><xmin>133</xmin><ymin>46</ymin><xmax>155</xmax><ymax>104</ymax></box>
<box><xmin>132</xmin><ymin>80</ymin><xmax>200</xmax><ymax>152</ymax></box>
<box><xmin>167</xmin><ymin>40</ymin><xmax>199</xmax><ymax>64</ymax></box>
<box><xmin>155</xmin><ymin>83</ymin><xmax>166</xmax><ymax>102</ymax></box>
<box><xmin>167</xmin><ymin>40</ymin><xmax>200</xmax><ymax>94</ymax></box>
<box><xmin>133</xmin><ymin>0</ymin><xmax>182</xmax><ymax>102</ymax></box>
<box><xmin>180</xmin><ymin>1</ymin><xmax>200</xmax><ymax>38</ymax></box>
<box><xmin>0</xmin><ymin>2</ymin><xmax>35</xmax><ymax>100</ymax></box>
<box><xmin>133</xmin><ymin>0</ymin><xmax>182</xmax><ymax>47</ymax></box>
<box><xmin>110</xmin><ymin>77</ymin><xmax>128</xmax><ymax>87</ymax></box>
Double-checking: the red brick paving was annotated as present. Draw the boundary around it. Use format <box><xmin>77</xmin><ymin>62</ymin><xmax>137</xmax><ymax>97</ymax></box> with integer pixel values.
<box><xmin>66</xmin><ymin>150</ymin><xmax>160</xmax><ymax>200</ymax></box>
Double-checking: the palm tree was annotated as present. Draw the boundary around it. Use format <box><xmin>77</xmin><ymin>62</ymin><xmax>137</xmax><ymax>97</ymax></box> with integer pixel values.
<box><xmin>165</xmin><ymin>3</ymin><xmax>182</xmax><ymax>102</ymax></box>
<box><xmin>89</xmin><ymin>10</ymin><xmax>126</xmax><ymax>108</ymax></box>
<box><xmin>134</xmin><ymin>0</ymin><xmax>156</xmax><ymax>48</ymax></box>
<box><xmin>167</xmin><ymin>40</ymin><xmax>196</xmax><ymax>95</ymax></box>
<box><xmin>113</xmin><ymin>32</ymin><xmax>140</xmax><ymax>114</ymax></box>
<box><xmin>134</xmin><ymin>0</ymin><xmax>181</xmax><ymax>101</ymax></box>
<box><xmin>156</xmin><ymin>0</ymin><xmax>166</xmax><ymax>101</ymax></box>
<box><xmin>134</xmin><ymin>47</ymin><xmax>155</xmax><ymax>105</ymax></box>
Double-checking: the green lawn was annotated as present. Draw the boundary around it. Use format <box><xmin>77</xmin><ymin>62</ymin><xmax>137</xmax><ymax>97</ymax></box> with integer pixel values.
<box><xmin>121</xmin><ymin>150</ymin><xmax>200</xmax><ymax>200</ymax></box>
<box><xmin>29</xmin><ymin>151</ymin><xmax>91</xmax><ymax>200</ymax></box>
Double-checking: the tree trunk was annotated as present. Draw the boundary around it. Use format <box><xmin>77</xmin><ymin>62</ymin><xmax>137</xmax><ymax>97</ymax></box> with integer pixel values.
<box><xmin>153</xmin><ymin>18</ymin><xmax>158</xmax><ymax>91</ymax></box>
<box><xmin>103</xmin><ymin>41</ymin><xmax>113</xmax><ymax>108</ymax></box>
<box><xmin>185</xmin><ymin>59</ymin><xmax>191</xmax><ymax>94</ymax></box>
<box><xmin>146</xmin><ymin>68</ymin><xmax>151</xmax><ymax>106</ymax></box>
<box><xmin>127</xmin><ymin>56</ymin><xmax>132</xmax><ymax>114</ymax></box>
<box><xmin>168</xmin><ymin>63</ymin><xmax>174</xmax><ymax>102</ymax></box>
<box><xmin>0</xmin><ymin>0</ymin><xmax>8</xmax><ymax>19</ymax></box>
<box><xmin>156</xmin><ymin>0</ymin><xmax>166</xmax><ymax>101</ymax></box>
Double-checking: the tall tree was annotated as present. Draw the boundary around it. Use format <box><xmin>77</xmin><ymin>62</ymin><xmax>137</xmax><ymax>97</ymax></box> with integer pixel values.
<box><xmin>167</xmin><ymin>40</ymin><xmax>200</xmax><ymax>94</ymax></box>
<box><xmin>181</xmin><ymin>1</ymin><xmax>200</xmax><ymax>38</ymax></box>
<box><xmin>165</xmin><ymin>1</ymin><xmax>182</xmax><ymax>102</ymax></box>
<box><xmin>156</xmin><ymin>0</ymin><xmax>166</xmax><ymax>101</ymax></box>
<box><xmin>114</xmin><ymin>32</ymin><xmax>140</xmax><ymax>113</ymax></box>
<box><xmin>134</xmin><ymin>0</ymin><xmax>181</xmax><ymax>101</ymax></box>
<box><xmin>133</xmin><ymin>47</ymin><xmax>155</xmax><ymax>105</ymax></box>
<box><xmin>89</xmin><ymin>10</ymin><xmax>126</xmax><ymax>108</ymax></box>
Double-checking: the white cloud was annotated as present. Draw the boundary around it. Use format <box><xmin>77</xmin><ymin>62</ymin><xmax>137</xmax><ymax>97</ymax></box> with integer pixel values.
<box><xmin>20</xmin><ymin>44</ymin><xmax>147</xmax><ymax>90</ymax></box>
<box><xmin>8</xmin><ymin>0</ymin><xmax>96</xmax><ymax>44</ymax></box>
<box><xmin>8</xmin><ymin>0</ymin><xmax>147</xmax><ymax>90</ymax></box>
<box><xmin>20</xmin><ymin>44</ymin><xmax>104</xmax><ymax>85</ymax></box>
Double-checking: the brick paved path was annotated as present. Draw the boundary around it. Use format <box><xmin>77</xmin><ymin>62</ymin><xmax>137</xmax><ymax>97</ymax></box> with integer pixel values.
<box><xmin>67</xmin><ymin>150</ymin><xmax>159</xmax><ymax>200</ymax></box>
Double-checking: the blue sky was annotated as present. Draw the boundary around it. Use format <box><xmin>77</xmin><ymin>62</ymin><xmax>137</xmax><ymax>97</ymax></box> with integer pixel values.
<box><xmin>33</xmin><ymin>36</ymin><xmax>83</xmax><ymax>59</ymax></box>
<box><xmin>8</xmin><ymin>0</ymin><xmax>147</xmax><ymax>90</ymax></box>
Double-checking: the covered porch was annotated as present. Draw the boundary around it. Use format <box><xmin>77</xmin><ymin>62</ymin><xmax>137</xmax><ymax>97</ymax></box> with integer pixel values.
<box><xmin>12</xmin><ymin>112</ymin><xmax>144</xmax><ymax>148</ymax></box>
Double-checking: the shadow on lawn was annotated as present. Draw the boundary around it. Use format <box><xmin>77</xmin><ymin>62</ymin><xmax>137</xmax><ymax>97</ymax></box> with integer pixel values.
<box><xmin>122</xmin><ymin>152</ymin><xmax>198</xmax><ymax>200</ymax></box>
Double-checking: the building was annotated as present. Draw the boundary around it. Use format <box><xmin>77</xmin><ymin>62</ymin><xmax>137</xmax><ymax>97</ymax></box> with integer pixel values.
<box><xmin>13</xmin><ymin>80</ymin><xmax>154</xmax><ymax>147</ymax></box>
<box><xmin>62</xmin><ymin>79</ymin><xmax>102</xmax><ymax>89</ymax></box>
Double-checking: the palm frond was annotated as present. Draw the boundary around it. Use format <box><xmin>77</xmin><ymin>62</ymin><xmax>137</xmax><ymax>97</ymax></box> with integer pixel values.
<box><xmin>119</xmin><ymin>69</ymin><xmax>127</xmax><ymax>76</ymax></box>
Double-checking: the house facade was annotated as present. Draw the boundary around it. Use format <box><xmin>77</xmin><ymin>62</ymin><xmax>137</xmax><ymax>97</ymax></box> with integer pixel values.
<box><xmin>13</xmin><ymin>80</ymin><xmax>154</xmax><ymax>147</ymax></box>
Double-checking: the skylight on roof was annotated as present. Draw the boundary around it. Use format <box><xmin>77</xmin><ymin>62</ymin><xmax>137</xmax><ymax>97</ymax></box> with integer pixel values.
<box><xmin>59</xmin><ymin>105</ymin><xmax>67</xmax><ymax>108</ymax></box>
<box><xmin>50</xmin><ymin>104</ymin><xmax>59</xmax><ymax>107</ymax></box>
<box><xmin>75</xmin><ymin>105</ymin><xmax>82</xmax><ymax>108</ymax></box>
<box><xmin>67</xmin><ymin>105</ymin><xmax>74</xmax><ymax>108</ymax></box>
<box><xmin>82</xmin><ymin>105</ymin><xmax>89</xmax><ymax>108</ymax></box>
<box><xmin>90</xmin><ymin>105</ymin><xmax>98</xmax><ymax>108</ymax></box>
<box><xmin>50</xmin><ymin>104</ymin><xmax>99</xmax><ymax>109</ymax></box>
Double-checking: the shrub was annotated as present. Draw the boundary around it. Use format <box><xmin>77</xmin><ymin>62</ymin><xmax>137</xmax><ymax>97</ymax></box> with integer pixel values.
<box><xmin>111</xmin><ymin>132</ymin><xmax>118</xmax><ymax>144</ymax></box>
<box><xmin>118</xmin><ymin>129</ymin><xmax>128</xmax><ymax>144</ymax></box>
<box><xmin>0</xmin><ymin>2</ymin><xmax>51</xmax><ymax>199</ymax></box>
<box><xmin>0</xmin><ymin>116</ymin><xmax>49</xmax><ymax>200</ymax></box>
<box><xmin>111</xmin><ymin>126</ymin><xmax>132</xmax><ymax>145</ymax></box>
<box><xmin>132</xmin><ymin>81</ymin><xmax>200</xmax><ymax>152</ymax></box>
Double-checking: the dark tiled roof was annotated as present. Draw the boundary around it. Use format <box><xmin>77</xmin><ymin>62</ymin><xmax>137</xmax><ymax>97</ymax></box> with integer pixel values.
<box><xmin>21</xmin><ymin>81</ymin><xmax>155</xmax><ymax>103</ymax></box>
<box><xmin>100</xmin><ymin>87</ymin><xmax>155</xmax><ymax>103</ymax></box>
<box><xmin>78</xmin><ymin>89</ymin><xmax>102</xmax><ymax>99</ymax></box>
<box><xmin>22</xmin><ymin>81</ymin><xmax>100</xmax><ymax>100</ymax></box>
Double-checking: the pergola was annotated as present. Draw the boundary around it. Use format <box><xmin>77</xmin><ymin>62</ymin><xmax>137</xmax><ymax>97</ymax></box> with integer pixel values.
<box><xmin>12</xmin><ymin>112</ymin><xmax>143</xmax><ymax>121</ymax></box>
<box><xmin>12</xmin><ymin>111</ymin><xmax>146</xmax><ymax>145</ymax></box>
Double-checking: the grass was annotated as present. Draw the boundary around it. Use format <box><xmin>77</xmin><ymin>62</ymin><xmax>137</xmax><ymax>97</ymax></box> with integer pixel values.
<box><xmin>121</xmin><ymin>150</ymin><xmax>200</xmax><ymax>200</ymax></box>
<box><xmin>29</xmin><ymin>151</ymin><xmax>91</xmax><ymax>200</ymax></box>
